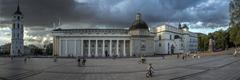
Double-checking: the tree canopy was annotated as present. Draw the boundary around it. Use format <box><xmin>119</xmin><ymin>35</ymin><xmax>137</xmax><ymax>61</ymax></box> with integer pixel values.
<box><xmin>229</xmin><ymin>0</ymin><xmax>240</xmax><ymax>47</ymax></box>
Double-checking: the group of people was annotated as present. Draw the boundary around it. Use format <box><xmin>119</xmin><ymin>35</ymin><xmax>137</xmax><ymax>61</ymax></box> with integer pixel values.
<box><xmin>77</xmin><ymin>57</ymin><xmax>87</xmax><ymax>67</ymax></box>
<box><xmin>53</xmin><ymin>56</ymin><xmax>87</xmax><ymax>67</ymax></box>
<box><xmin>176</xmin><ymin>52</ymin><xmax>200</xmax><ymax>60</ymax></box>
<box><xmin>10</xmin><ymin>56</ymin><xmax>31</xmax><ymax>62</ymax></box>
<box><xmin>177</xmin><ymin>53</ymin><xmax>188</xmax><ymax>60</ymax></box>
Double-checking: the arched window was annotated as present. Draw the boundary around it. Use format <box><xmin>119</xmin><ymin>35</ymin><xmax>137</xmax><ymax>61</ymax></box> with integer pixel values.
<box><xmin>174</xmin><ymin>35</ymin><xmax>181</xmax><ymax>39</ymax></box>
<box><xmin>141</xmin><ymin>40</ymin><xmax>146</xmax><ymax>51</ymax></box>
<box><xmin>159</xmin><ymin>35</ymin><xmax>161</xmax><ymax>40</ymax></box>
<box><xmin>17</xmin><ymin>16</ymin><xmax>20</xmax><ymax>20</ymax></box>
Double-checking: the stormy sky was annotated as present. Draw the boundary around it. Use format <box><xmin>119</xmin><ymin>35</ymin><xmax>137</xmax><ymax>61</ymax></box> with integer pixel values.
<box><xmin>0</xmin><ymin>0</ymin><xmax>230</xmax><ymax>46</ymax></box>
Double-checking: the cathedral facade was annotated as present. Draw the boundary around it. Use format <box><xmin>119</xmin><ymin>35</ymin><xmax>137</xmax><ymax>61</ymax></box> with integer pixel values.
<box><xmin>52</xmin><ymin>13</ymin><xmax>198</xmax><ymax>57</ymax></box>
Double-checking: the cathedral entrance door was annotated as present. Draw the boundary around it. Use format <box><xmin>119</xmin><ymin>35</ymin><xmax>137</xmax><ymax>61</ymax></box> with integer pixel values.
<box><xmin>18</xmin><ymin>50</ymin><xmax>21</xmax><ymax>55</ymax></box>
<box><xmin>105</xmin><ymin>50</ymin><xmax>108</xmax><ymax>57</ymax></box>
<box><xmin>171</xmin><ymin>45</ymin><xmax>175</xmax><ymax>54</ymax></box>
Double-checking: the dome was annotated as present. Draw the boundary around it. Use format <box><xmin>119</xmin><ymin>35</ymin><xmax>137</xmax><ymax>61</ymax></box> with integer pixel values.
<box><xmin>130</xmin><ymin>20</ymin><xmax>149</xmax><ymax>30</ymax></box>
<box><xmin>129</xmin><ymin>13</ymin><xmax>149</xmax><ymax>30</ymax></box>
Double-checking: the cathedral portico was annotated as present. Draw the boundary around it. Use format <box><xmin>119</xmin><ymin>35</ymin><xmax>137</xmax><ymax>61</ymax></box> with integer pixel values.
<box><xmin>54</xmin><ymin>35</ymin><xmax>131</xmax><ymax>57</ymax></box>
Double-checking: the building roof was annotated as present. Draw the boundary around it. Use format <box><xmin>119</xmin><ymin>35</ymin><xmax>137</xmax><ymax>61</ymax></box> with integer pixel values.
<box><xmin>182</xmin><ymin>24</ymin><xmax>189</xmax><ymax>29</ymax></box>
<box><xmin>52</xmin><ymin>28</ymin><xmax>129</xmax><ymax>31</ymax></box>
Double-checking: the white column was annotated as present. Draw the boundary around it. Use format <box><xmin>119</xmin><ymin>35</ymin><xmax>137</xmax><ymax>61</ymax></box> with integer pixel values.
<box><xmin>53</xmin><ymin>37</ymin><xmax>55</xmax><ymax>56</ymax></box>
<box><xmin>81</xmin><ymin>40</ymin><xmax>83</xmax><ymax>57</ymax></box>
<box><xmin>74</xmin><ymin>40</ymin><xmax>77</xmax><ymax>56</ymax></box>
<box><xmin>110</xmin><ymin>40</ymin><xmax>112</xmax><ymax>57</ymax></box>
<box><xmin>130</xmin><ymin>40</ymin><xmax>133</xmax><ymax>56</ymax></box>
<box><xmin>65</xmin><ymin>40</ymin><xmax>68</xmax><ymax>56</ymax></box>
<box><xmin>116</xmin><ymin>40</ymin><xmax>119</xmax><ymax>57</ymax></box>
<box><xmin>56</xmin><ymin>38</ymin><xmax>58</xmax><ymax>55</ymax></box>
<box><xmin>88</xmin><ymin>40</ymin><xmax>91</xmax><ymax>57</ymax></box>
<box><xmin>59</xmin><ymin>39</ymin><xmax>61</xmax><ymax>56</ymax></box>
<box><xmin>123</xmin><ymin>40</ymin><xmax>126</xmax><ymax>57</ymax></box>
<box><xmin>95</xmin><ymin>40</ymin><xmax>98</xmax><ymax>57</ymax></box>
<box><xmin>102</xmin><ymin>40</ymin><xmax>105</xmax><ymax>57</ymax></box>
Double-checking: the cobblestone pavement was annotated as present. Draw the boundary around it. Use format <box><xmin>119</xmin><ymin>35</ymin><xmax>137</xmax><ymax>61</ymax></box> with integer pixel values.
<box><xmin>0</xmin><ymin>54</ymin><xmax>240</xmax><ymax>80</ymax></box>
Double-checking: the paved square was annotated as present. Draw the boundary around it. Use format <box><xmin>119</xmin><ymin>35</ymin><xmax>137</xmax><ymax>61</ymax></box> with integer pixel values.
<box><xmin>0</xmin><ymin>54</ymin><xmax>240</xmax><ymax>80</ymax></box>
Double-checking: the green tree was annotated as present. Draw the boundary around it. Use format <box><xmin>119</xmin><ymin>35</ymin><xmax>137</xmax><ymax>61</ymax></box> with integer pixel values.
<box><xmin>0</xmin><ymin>43</ymin><xmax>11</xmax><ymax>55</ymax></box>
<box><xmin>229</xmin><ymin>0</ymin><xmax>240</xmax><ymax>47</ymax></box>
<box><xmin>27</xmin><ymin>44</ymin><xmax>43</xmax><ymax>55</ymax></box>
<box><xmin>197</xmin><ymin>33</ymin><xmax>209</xmax><ymax>51</ymax></box>
<box><xmin>229</xmin><ymin>26</ymin><xmax>240</xmax><ymax>47</ymax></box>
<box><xmin>212</xmin><ymin>29</ymin><xmax>230</xmax><ymax>50</ymax></box>
<box><xmin>44</xmin><ymin>43</ymin><xmax>53</xmax><ymax>55</ymax></box>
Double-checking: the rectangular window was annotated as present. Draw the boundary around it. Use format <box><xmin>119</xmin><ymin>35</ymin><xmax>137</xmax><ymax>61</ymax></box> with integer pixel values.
<box><xmin>18</xmin><ymin>24</ymin><xmax>20</xmax><ymax>28</ymax></box>
<box><xmin>13</xmin><ymin>24</ymin><xmax>15</xmax><ymax>29</ymax></box>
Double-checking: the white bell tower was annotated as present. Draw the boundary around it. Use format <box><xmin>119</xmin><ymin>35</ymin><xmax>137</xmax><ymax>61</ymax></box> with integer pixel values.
<box><xmin>11</xmin><ymin>0</ymin><xmax>24</xmax><ymax>56</ymax></box>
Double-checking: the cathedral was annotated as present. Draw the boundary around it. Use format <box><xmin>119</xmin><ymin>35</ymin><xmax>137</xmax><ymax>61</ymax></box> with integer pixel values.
<box><xmin>11</xmin><ymin>2</ymin><xmax>24</xmax><ymax>56</ymax></box>
<box><xmin>52</xmin><ymin>13</ymin><xmax>198</xmax><ymax>57</ymax></box>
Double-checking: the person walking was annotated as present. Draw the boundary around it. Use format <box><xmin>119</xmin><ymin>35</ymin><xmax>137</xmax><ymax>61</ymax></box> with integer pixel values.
<box><xmin>182</xmin><ymin>54</ymin><xmax>185</xmax><ymax>60</ymax></box>
<box><xmin>146</xmin><ymin>63</ymin><xmax>154</xmax><ymax>78</ymax></box>
<box><xmin>10</xmin><ymin>56</ymin><xmax>13</xmax><ymax>60</ymax></box>
<box><xmin>82</xmin><ymin>57</ymin><xmax>86</xmax><ymax>66</ymax></box>
<box><xmin>77</xmin><ymin>57</ymin><xmax>81</xmax><ymax>67</ymax></box>
<box><xmin>233</xmin><ymin>48</ymin><xmax>237</xmax><ymax>57</ymax></box>
<box><xmin>24</xmin><ymin>57</ymin><xmax>27</xmax><ymax>63</ymax></box>
<box><xmin>140</xmin><ymin>56</ymin><xmax>146</xmax><ymax>64</ymax></box>
<box><xmin>53</xmin><ymin>55</ymin><xmax>57</xmax><ymax>62</ymax></box>
<box><xmin>162</xmin><ymin>55</ymin><xmax>165</xmax><ymax>59</ymax></box>
<box><xmin>177</xmin><ymin>54</ymin><xmax>180</xmax><ymax>59</ymax></box>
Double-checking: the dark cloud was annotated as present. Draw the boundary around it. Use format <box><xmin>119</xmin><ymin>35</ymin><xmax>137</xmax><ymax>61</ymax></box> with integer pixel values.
<box><xmin>0</xmin><ymin>0</ymin><xmax>96</xmax><ymax>27</ymax></box>
<box><xmin>0</xmin><ymin>0</ymin><xmax>229</xmax><ymax>28</ymax></box>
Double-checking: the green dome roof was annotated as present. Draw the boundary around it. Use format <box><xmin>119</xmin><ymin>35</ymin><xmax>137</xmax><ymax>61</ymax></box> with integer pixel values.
<box><xmin>129</xmin><ymin>13</ymin><xmax>149</xmax><ymax>30</ymax></box>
